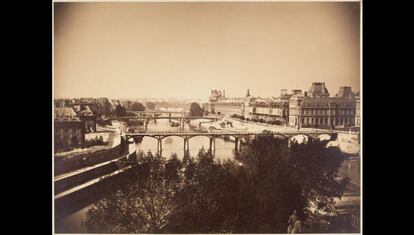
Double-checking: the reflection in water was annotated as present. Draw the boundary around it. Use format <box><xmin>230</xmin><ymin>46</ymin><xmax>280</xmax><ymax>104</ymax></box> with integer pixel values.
<box><xmin>129</xmin><ymin>119</ymin><xmax>236</xmax><ymax>161</ymax></box>
<box><xmin>339</xmin><ymin>159</ymin><xmax>360</xmax><ymax>185</ymax></box>
<box><xmin>56</xmin><ymin>119</ymin><xmax>360</xmax><ymax>233</ymax></box>
<box><xmin>133</xmin><ymin>136</ymin><xmax>235</xmax><ymax>161</ymax></box>
<box><xmin>55</xmin><ymin>206</ymin><xmax>89</xmax><ymax>233</ymax></box>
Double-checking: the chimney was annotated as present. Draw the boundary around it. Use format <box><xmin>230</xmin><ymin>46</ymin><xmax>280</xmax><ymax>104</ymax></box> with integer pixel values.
<box><xmin>223</xmin><ymin>90</ymin><xmax>225</xmax><ymax>98</ymax></box>
<box><xmin>304</xmin><ymin>92</ymin><xmax>308</xmax><ymax>97</ymax></box>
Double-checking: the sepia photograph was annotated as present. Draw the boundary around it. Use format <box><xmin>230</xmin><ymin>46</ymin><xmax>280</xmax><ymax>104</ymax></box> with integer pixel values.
<box><xmin>53</xmin><ymin>0</ymin><xmax>361</xmax><ymax>233</ymax></box>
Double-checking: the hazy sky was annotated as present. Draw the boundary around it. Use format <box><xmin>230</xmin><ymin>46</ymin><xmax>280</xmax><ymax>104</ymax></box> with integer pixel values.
<box><xmin>54</xmin><ymin>2</ymin><xmax>360</xmax><ymax>100</ymax></box>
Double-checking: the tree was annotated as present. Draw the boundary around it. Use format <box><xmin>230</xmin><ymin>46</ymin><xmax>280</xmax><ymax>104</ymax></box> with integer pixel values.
<box><xmin>234</xmin><ymin>134</ymin><xmax>349</xmax><ymax>232</ymax></box>
<box><xmin>115</xmin><ymin>104</ymin><xmax>127</xmax><ymax>117</ymax></box>
<box><xmin>145</xmin><ymin>102</ymin><xmax>156</xmax><ymax>110</ymax></box>
<box><xmin>102</xmin><ymin>98</ymin><xmax>113</xmax><ymax>115</ymax></box>
<box><xmin>81</xmin><ymin>137</ymin><xmax>348</xmax><ymax>233</ymax></box>
<box><xmin>130</xmin><ymin>102</ymin><xmax>146</xmax><ymax>111</ymax></box>
<box><xmin>189</xmin><ymin>102</ymin><xmax>203</xmax><ymax>116</ymax></box>
<box><xmin>288</xmin><ymin>139</ymin><xmax>349</xmax><ymax>216</ymax></box>
<box><xmin>82</xmin><ymin>151</ymin><xmax>181</xmax><ymax>233</ymax></box>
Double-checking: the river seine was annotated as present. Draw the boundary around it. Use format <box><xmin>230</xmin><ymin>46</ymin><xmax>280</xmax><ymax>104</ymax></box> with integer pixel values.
<box><xmin>55</xmin><ymin>119</ymin><xmax>360</xmax><ymax>233</ymax></box>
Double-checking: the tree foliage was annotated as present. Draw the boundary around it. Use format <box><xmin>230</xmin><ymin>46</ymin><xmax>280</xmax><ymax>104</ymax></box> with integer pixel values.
<box><xmin>101</xmin><ymin>98</ymin><xmax>113</xmax><ymax>115</ymax></box>
<box><xmin>114</xmin><ymin>104</ymin><xmax>127</xmax><ymax>117</ymax></box>
<box><xmin>145</xmin><ymin>102</ymin><xmax>156</xmax><ymax>110</ymax></box>
<box><xmin>129</xmin><ymin>102</ymin><xmax>146</xmax><ymax>111</ymax></box>
<box><xmin>189</xmin><ymin>102</ymin><xmax>203</xmax><ymax>116</ymax></box>
<box><xmin>82</xmin><ymin>136</ymin><xmax>348</xmax><ymax>233</ymax></box>
<box><xmin>82</xmin><ymin>151</ymin><xmax>180</xmax><ymax>233</ymax></box>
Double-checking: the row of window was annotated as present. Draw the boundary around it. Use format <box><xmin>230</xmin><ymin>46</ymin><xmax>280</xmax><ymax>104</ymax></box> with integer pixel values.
<box><xmin>250</xmin><ymin>107</ymin><xmax>287</xmax><ymax>115</ymax></box>
<box><xmin>215</xmin><ymin>103</ymin><xmax>243</xmax><ymax>106</ymax></box>
<box><xmin>301</xmin><ymin>117</ymin><xmax>354</xmax><ymax>125</ymax></box>
<box><xmin>301</xmin><ymin>109</ymin><xmax>354</xmax><ymax>116</ymax></box>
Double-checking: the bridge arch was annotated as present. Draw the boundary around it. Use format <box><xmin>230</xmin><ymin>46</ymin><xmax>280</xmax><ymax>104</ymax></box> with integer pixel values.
<box><xmin>159</xmin><ymin>135</ymin><xmax>186</xmax><ymax>140</ymax></box>
<box><xmin>186</xmin><ymin>134</ymin><xmax>216</xmax><ymax>140</ymax></box>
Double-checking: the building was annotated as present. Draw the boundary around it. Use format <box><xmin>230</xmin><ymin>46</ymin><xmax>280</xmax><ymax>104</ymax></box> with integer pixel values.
<box><xmin>54</xmin><ymin>99</ymin><xmax>69</xmax><ymax>108</ymax></box>
<box><xmin>209</xmin><ymin>89</ymin><xmax>290</xmax><ymax>124</ymax></box>
<box><xmin>307</xmin><ymin>82</ymin><xmax>330</xmax><ymax>98</ymax></box>
<box><xmin>355</xmin><ymin>95</ymin><xmax>360</xmax><ymax>127</ymax></box>
<box><xmin>337</xmin><ymin>86</ymin><xmax>355</xmax><ymax>99</ymax></box>
<box><xmin>73</xmin><ymin>104</ymin><xmax>97</xmax><ymax>133</ymax></box>
<box><xmin>289</xmin><ymin>84</ymin><xmax>356</xmax><ymax>129</ymax></box>
<box><xmin>247</xmin><ymin>97</ymin><xmax>289</xmax><ymax>124</ymax></box>
<box><xmin>208</xmin><ymin>90</ymin><xmax>246</xmax><ymax>117</ymax></box>
<box><xmin>54</xmin><ymin>107</ymin><xmax>85</xmax><ymax>153</ymax></box>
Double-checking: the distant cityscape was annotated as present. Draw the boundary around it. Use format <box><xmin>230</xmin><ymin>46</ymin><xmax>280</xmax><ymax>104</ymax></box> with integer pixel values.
<box><xmin>54</xmin><ymin>81</ymin><xmax>360</xmax><ymax>154</ymax></box>
<box><xmin>54</xmin><ymin>81</ymin><xmax>361</xmax><ymax>234</ymax></box>
<box><xmin>53</xmin><ymin>1</ymin><xmax>361</xmax><ymax>233</ymax></box>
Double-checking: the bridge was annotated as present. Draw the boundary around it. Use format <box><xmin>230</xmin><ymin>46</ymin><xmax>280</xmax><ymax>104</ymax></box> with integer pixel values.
<box><xmin>106</xmin><ymin>116</ymin><xmax>218</xmax><ymax>121</ymax></box>
<box><xmin>131</xmin><ymin>110</ymin><xmax>189</xmax><ymax>115</ymax></box>
<box><xmin>125</xmin><ymin>130</ymin><xmax>337</xmax><ymax>156</ymax></box>
<box><xmin>104</xmin><ymin>116</ymin><xmax>220</xmax><ymax>131</ymax></box>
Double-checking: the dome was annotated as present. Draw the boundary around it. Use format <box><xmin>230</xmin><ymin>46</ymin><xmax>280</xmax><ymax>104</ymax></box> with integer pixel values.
<box><xmin>308</xmin><ymin>82</ymin><xmax>329</xmax><ymax>97</ymax></box>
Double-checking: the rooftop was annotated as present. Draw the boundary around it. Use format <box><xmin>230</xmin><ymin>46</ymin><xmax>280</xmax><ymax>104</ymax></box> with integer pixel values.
<box><xmin>301</xmin><ymin>97</ymin><xmax>356</xmax><ymax>107</ymax></box>
<box><xmin>73</xmin><ymin>104</ymin><xmax>95</xmax><ymax>116</ymax></box>
<box><xmin>55</xmin><ymin>107</ymin><xmax>80</xmax><ymax>121</ymax></box>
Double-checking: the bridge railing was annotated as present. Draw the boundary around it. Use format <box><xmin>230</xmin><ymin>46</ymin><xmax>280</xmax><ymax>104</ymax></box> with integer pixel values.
<box><xmin>125</xmin><ymin>130</ymin><xmax>336</xmax><ymax>136</ymax></box>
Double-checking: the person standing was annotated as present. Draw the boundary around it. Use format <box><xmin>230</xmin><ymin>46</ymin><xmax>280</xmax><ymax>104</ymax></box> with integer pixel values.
<box><xmin>291</xmin><ymin>219</ymin><xmax>302</xmax><ymax>233</ymax></box>
<box><xmin>287</xmin><ymin>210</ymin><xmax>298</xmax><ymax>233</ymax></box>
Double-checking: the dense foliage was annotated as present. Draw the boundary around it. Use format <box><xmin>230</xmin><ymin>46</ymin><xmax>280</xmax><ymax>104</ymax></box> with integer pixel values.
<box><xmin>145</xmin><ymin>102</ymin><xmax>156</xmax><ymax>110</ymax></box>
<box><xmin>189</xmin><ymin>102</ymin><xmax>204</xmax><ymax>116</ymax></box>
<box><xmin>82</xmin><ymin>134</ymin><xmax>348</xmax><ymax>233</ymax></box>
<box><xmin>129</xmin><ymin>102</ymin><xmax>146</xmax><ymax>111</ymax></box>
<box><xmin>114</xmin><ymin>104</ymin><xmax>127</xmax><ymax>117</ymax></box>
<box><xmin>84</xmin><ymin>135</ymin><xmax>106</xmax><ymax>148</ymax></box>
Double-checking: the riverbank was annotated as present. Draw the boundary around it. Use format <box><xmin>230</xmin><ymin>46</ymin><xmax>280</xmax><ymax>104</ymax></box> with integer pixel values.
<box><xmin>55</xmin><ymin>118</ymin><xmax>360</xmax><ymax>233</ymax></box>
<box><xmin>54</xmin><ymin>122</ymin><xmax>126</xmax><ymax>176</ymax></box>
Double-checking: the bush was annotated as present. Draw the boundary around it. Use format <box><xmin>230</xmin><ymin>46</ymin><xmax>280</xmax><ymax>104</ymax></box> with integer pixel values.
<box><xmin>85</xmin><ymin>135</ymin><xmax>105</xmax><ymax>147</ymax></box>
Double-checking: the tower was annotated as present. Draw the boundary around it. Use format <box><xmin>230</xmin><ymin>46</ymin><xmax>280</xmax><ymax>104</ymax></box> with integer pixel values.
<box><xmin>246</xmin><ymin>89</ymin><xmax>251</xmax><ymax>97</ymax></box>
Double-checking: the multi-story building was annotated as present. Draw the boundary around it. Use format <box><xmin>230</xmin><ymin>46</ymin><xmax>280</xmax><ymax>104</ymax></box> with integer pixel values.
<box><xmin>355</xmin><ymin>94</ymin><xmax>360</xmax><ymax>127</ymax></box>
<box><xmin>209</xmin><ymin>89</ymin><xmax>290</xmax><ymax>124</ymax></box>
<box><xmin>54</xmin><ymin>107</ymin><xmax>85</xmax><ymax>153</ymax></box>
<box><xmin>247</xmin><ymin>97</ymin><xmax>289</xmax><ymax>124</ymax></box>
<box><xmin>208</xmin><ymin>90</ymin><xmax>247</xmax><ymax>117</ymax></box>
<box><xmin>289</xmin><ymin>83</ymin><xmax>356</xmax><ymax>129</ymax></box>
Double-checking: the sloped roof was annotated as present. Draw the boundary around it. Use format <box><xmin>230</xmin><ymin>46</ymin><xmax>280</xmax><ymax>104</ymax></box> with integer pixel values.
<box><xmin>55</xmin><ymin>107</ymin><xmax>80</xmax><ymax>121</ymax></box>
<box><xmin>253</xmin><ymin>98</ymin><xmax>289</xmax><ymax>108</ymax></box>
<box><xmin>301</xmin><ymin>97</ymin><xmax>356</xmax><ymax>107</ymax></box>
<box><xmin>73</xmin><ymin>105</ymin><xmax>95</xmax><ymax>116</ymax></box>
<box><xmin>308</xmin><ymin>83</ymin><xmax>329</xmax><ymax>96</ymax></box>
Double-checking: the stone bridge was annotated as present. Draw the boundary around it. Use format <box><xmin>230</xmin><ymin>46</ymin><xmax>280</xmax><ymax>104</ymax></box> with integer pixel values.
<box><xmin>125</xmin><ymin>130</ymin><xmax>338</xmax><ymax>156</ymax></box>
<box><xmin>104</xmin><ymin>116</ymin><xmax>220</xmax><ymax>131</ymax></box>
